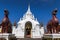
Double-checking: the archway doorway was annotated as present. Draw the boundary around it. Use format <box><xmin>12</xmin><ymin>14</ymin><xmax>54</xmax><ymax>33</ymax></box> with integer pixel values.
<box><xmin>25</xmin><ymin>21</ymin><xmax>32</xmax><ymax>38</ymax></box>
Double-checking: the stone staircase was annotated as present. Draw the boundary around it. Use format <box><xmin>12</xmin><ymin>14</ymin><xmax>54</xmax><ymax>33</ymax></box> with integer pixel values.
<box><xmin>17</xmin><ymin>38</ymin><xmax>42</xmax><ymax>40</ymax></box>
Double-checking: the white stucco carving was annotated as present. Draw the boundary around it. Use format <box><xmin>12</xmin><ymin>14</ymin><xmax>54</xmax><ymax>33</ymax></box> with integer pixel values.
<box><xmin>12</xmin><ymin>5</ymin><xmax>44</xmax><ymax>38</ymax></box>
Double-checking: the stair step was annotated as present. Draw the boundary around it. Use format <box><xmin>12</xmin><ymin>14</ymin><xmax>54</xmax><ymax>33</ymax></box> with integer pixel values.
<box><xmin>17</xmin><ymin>38</ymin><xmax>42</xmax><ymax>40</ymax></box>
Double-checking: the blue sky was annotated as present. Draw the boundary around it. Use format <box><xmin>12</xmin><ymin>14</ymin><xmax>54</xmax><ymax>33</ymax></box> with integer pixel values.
<box><xmin>0</xmin><ymin>0</ymin><xmax>60</xmax><ymax>26</ymax></box>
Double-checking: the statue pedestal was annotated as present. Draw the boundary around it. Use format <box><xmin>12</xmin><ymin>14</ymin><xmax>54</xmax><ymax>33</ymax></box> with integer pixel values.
<box><xmin>0</xmin><ymin>33</ymin><xmax>16</xmax><ymax>40</ymax></box>
<box><xmin>43</xmin><ymin>33</ymin><xmax>60</xmax><ymax>40</ymax></box>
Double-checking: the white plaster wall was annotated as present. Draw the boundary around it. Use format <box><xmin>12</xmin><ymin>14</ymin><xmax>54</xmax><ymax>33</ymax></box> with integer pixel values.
<box><xmin>12</xmin><ymin>26</ymin><xmax>16</xmax><ymax>34</ymax></box>
<box><xmin>12</xmin><ymin>20</ymin><xmax>44</xmax><ymax>38</ymax></box>
<box><xmin>12</xmin><ymin>5</ymin><xmax>45</xmax><ymax>38</ymax></box>
<box><xmin>13</xmin><ymin>19</ymin><xmax>44</xmax><ymax>38</ymax></box>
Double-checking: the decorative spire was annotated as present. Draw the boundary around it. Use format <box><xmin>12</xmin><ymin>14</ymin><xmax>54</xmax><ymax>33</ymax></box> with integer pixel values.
<box><xmin>28</xmin><ymin>4</ymin><xmax>30</xmax><ymax>12</ymax></box>
<box><xmin>25</xmin><ymin>4</ymin><xmax>32</xmax><ymax>18</ymax></box>
<box><xmin>52</xmin><ymin>8</ymin><xmax>58</xmax><ymax>22</ymax></box>
<box><xmin>4</xmin><ymin>9</ymin><xmax>9</xmax><ymax>17</ymax></box>
<box><xmin>36</xmin><ymin>18</ymin><xmax>37</xmax><ymax>21</ymax></box>
<box><xmin>47</xmin><ymin>8</ymin><xmax>59</xmax><ymax>33</ymax></box>
<box><xmin>26</xmin><ymin>4</ymin><xmax>32</xmax><ymax>15</ymax></box>
<box><xmin>2</xmin><ymin>9</ymin><xmax>9</xmax><ymax>23</ymax></box>
<box><xmin>14</xmin><ymin>21</ymin><xmax>16</xmax><ymax>26</ymax></box>
<box><xmin>23</xmin><ymin>4</ymin><xmax>35</xmax><ymax>20</ymax></box>
<box><xmin>40</xmin><ymin>22</ymin><xmax>43</xmax><ymax>27</ymax></box>
<box><xmin>1</xmin><ymin>9</ymin><xmax>12</xmax><ymax>33</ymax></box>
<box><xmin>52</xmin><ymin>8</ymin><xmax>57</xmax><ymax>15</ymax></box>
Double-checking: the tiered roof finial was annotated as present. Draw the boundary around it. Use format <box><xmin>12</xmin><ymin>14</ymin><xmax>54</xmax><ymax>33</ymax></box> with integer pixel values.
<box><xmin>25</xmin><ymin>4</ymin><xmax>32</xmax><ymax>16</ymax></box>
<box><xmin>28</xmin><ymin>4</ymin><xmax>30</xmax><ymax>12</ymax></box>
<box><xmin>4</xmin><ymin>9</ymin><xmax>9</xmax><ymax>16</ymax></box>
<box><xmin>26</xmin><ymin>4</ymin><xmax>32</xmax><ymax>14</ymax></box>
<box><xmin>52</xmin><ymin>8</ymin><xmax>57</xmax><ymax>15</ymax></box>
<box><xmin>23</xmin><ymin>4</ymin><xmax>35</xmax><ymax>20</ymax></box>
